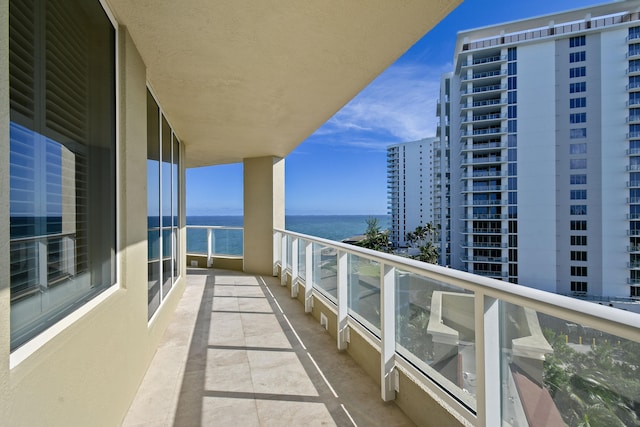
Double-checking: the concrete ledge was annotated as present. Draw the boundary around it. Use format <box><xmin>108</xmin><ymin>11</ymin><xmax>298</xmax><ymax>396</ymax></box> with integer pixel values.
<box><xmin>186</xmin><ymin>254</ymin><xmax>243</xmax><ymax>271</ymax></box>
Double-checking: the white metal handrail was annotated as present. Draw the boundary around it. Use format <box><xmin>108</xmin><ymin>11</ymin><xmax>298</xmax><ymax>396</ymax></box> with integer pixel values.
<box><xmin>186</xmin><ymin>225</ymin><xmax>243</xmax><ymax>267</ymax></box>
<box><xmin>274</xmin><ymin>227</ymin><xmax>640</xmax><ymax>427</ymax></box>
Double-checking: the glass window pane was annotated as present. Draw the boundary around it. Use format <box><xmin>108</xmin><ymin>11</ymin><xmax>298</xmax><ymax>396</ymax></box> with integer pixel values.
<box><xmin>147</xmin><ymin>90</ymin><xmax>161</xmax><ymax>319</ymax></box>
<box><xmin>172</xmin><ymin>135</ymin><xmax>180</xmax><ymax>280</ymax></box>
<box><xmin>161</xmin><ymin>116</ymin><xmax>172</xmax><ymax>296</ymax></box>
<box><xmin>9</xmin><ymin>0</ymin><xmax>116</xmax><ymax>349</ymax></box>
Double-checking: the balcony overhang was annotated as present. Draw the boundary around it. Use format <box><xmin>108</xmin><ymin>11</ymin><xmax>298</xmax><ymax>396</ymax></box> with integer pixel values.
<box><xmin>106</xmin><ymin>0</ymin><xmax>461</xmax><ymax>167</ymax></box>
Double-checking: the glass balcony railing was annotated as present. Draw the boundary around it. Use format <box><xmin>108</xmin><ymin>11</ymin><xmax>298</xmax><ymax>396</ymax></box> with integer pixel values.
<box><xmin>186</xmin><ymin>225</ymin><xmax>243</xmax><ymax>266</ymax></box>
<box><xmin>274</xmin><ymin>228</ymin><xmax>640</xmax><ymax>427</ymax></box>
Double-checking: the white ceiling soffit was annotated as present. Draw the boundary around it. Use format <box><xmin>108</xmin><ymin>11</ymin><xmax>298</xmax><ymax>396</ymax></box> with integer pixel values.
<box><xmin>107</xmin><ymin>0</ymin><xmax>462</xmax><ymax>168</ymax></box>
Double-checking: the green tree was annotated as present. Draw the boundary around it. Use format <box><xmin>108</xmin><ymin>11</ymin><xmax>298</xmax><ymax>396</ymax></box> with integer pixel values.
<box><xmin>355</xmin><ymin>217</ymin><xmax>391</xmax><ymax>253</ymax></box>
<box><xmin>406</xmin><ymin>222</ymin><xmax>439</xmax><ymax>264</ymax></box>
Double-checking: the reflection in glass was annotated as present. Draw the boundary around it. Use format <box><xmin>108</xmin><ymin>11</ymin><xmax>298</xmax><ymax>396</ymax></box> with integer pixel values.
<box><xmin>161</xmin><ymin>116</ymin><xmax>172</xmax><ymax>297</ymax></box>
<box><xmin>298</xmin><ymin>239</ymin><xmax>306</xmax><ymax>279</ymax></box>
<box><xmin>147</xmin><ymin>90</ymin><xmax>181</xmax><ymax>319</ymax></box>
<box><xmin>147</xmin><ymin>90</ymin><xmax>161</xmax><ymax>318</ymax></box>
<box><xmin>8</xmin><ymin>0</ymin><xmax>115</xmax><ymax>350</ymax></box>
<box><xmin>395</xmin><ymin>271</ymin><xmax>476</xmax><ymax>410</ymax></box>
<box><xmin>347</xmin><ymin>254</ymin><xmax>380</xmax><ymax>331</ymax></box>
<box><xmin>312</xmin><ymin>243</ymin><xmax>337</xmax><ymax>301</ymax></box>
<box><xmin>501</xmin><ymin>303</ymin><xmax>640</xmax><ymax>426</ymax></box>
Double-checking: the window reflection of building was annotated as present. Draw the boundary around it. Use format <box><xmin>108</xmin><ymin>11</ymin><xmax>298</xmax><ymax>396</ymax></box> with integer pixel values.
<box><xmin>8</xmin><ymin>0</ymin><xmax>116</xmax><ymax>350</ymax></box>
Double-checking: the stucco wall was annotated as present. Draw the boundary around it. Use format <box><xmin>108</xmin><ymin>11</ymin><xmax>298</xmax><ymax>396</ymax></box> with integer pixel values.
<box><xmin>0</xmin><ymin>26</ymin><xmax>186</xmax><ymax>426</ymax></box>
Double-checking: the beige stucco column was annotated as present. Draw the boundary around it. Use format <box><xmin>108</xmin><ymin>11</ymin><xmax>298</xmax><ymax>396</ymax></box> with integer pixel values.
<box><xmin>243</xmin><ymin>156</ymin><xmax>285</xmax><ymax>275</ymax></box>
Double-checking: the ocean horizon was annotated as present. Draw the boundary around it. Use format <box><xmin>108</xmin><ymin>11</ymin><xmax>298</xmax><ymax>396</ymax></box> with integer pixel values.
<box><xmin>186</xmin><ymin>214</ymin><xmax>390</xmax><ymax>255</ymax></box>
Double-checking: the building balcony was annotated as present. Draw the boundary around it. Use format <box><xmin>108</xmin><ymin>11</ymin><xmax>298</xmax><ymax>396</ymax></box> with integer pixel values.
<box><xmin>461</xmin><ymin>84</ymin><xmax>507</xmax><ymax>95</ymax></box>
<box><xmin>461</xmin><ymin>156</ymin><xmax>506</xmax><ymax>166</ymax></box>
<box><xmin>460</xmin><ymin>113</ymin><xmax>505</xmax><ymax>125</ymax></box>
<box><xmin>461</xmin><ymin>98</ymin><xmax>507</xmax><ymax>111</ymax></box>
<box><xmin>269</xmin><ymin>228</ymin><xmax>640</xmax><ymax>427</ymax></box>
<box><xmin>461</xmin><ymin>55</ymin><xmax>507</xmax><ymax>67</ymax></box>
<box><xmin>463</xmin><ymin>199</ymin><xmax>507</xmax><ymax>207</ymax></box>
<box><xmin>462</xmin><ymin>241</ymin><xmax>508</xmax><ymax>249</ymax></box>
<box><xmin>463</xmin><ymin>228</ymin><xmax>507</xmax><ymax>234</ymax></box>
<box><xmin>461</xmin><ymin>127</ymin><xmax>507</xmax><ymax>137</ymax></box>
<box><xmin>628</xmin><ymin>65</ymin><xmax>640</xmax><ymax>76</ymax></box>
<box><xmin>471</xmin><ymin>270</ymin><xmax>508</xmax><ymax>278</ymax></box>
<box><xmin>460</xmin><ymin>69</ymin><xmax>506</xmax><ymax>82</ymax></box>
<box><xmin>462</xmin><ymin>170</ymin><xmax>507</xmax><ymax>178</ymax></box>
<box><xmin>462</xmin><ymin>184</ymin><xmax>508</xmax><ymax>192</ymax></box>
<box><xmin>462</xmin><ymin>256</ymin><xmax>508</xmax><ymax>263</ymax></box>
<box><xmin>460</xmin><ymin>140</ymin><xmax>506</xmax><ymax>152</ymax></box>
<box><xmin>465</xmin><ymin>213</ymin><xmax>508</xmax><ymax>220</ymax></box>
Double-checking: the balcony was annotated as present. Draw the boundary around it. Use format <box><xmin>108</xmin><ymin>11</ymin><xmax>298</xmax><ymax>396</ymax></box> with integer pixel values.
<box><xmin>461</xmin><ymin>156</ymin><xmax>506</xmax><ymax>166</ymax></box>
<box><xmin>123</xmin><ymin>268</ymin><xmax>414</xmax><ymax>426</ymax></box>
<box><xmin>462</xmin><ymin>170</ymin><xmax>507</xmax><ymax>178</ymax></box>
<box><xmin>460</xmin><ymin>69</ymin><xmax>506</xmax><ymax>82</ymax></box>
<box><xmin>461</xmin><ymin>55</ymin><xmax>506</xmax><ymax>67</ymax></box>
<box><xmin>461</xmin><ymin>98</ymin><xmax>507</xmax><ymax>111</ymax></box>
<box><xmin>274</xmin><ymin>230</ymin><xmax>640</xmax><ymax>426</ymax></box>
<box><xmin>460</xmin><ymin>140</ymin><xmax>505</xmax><ymax>153</ymax></box>
<box><xmin>461</xmin><ymin>84</ymin><xmax>506</xmax><ymax>95</ymax></box>
<box><xmin>461</xmin><ymin>127</ymin><xmax>507</xmax><ymax>137</ymax></box>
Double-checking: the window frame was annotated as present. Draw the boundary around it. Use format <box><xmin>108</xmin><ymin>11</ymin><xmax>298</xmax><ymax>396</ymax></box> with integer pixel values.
<box><xmin>8</xmin><ymin>0</ymin><xmax>121</xmax><ymax>363</ymax></box>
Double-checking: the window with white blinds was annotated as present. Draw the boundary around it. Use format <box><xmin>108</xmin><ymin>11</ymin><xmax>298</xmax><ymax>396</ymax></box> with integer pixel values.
<box><xmin>8</xmin><ymin>0</ymin><xmax>115</xmax><ymax>350</ymax></box>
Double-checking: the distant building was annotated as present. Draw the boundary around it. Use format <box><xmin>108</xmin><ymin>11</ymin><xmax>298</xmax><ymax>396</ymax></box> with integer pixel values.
<box><xmin>435</xmin><ymin>73</ymin><xmax>453</xmax><ymax>266</ymax></box>
<box><xmin>387</xmin><ymin>138</ymin><xmax>436</xmax><ymax>247</ymax></box>
<box><xmin>439</xmin><ymin>0</ymin><xmax>640</xmax><ymax>300</ymax></box>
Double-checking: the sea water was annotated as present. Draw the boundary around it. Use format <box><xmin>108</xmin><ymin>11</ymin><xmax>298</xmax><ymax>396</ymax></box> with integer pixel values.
<box><xmin>185</xmin><ymin>214</ymin><xmax>390</xmax><ymax>256</ymax></box>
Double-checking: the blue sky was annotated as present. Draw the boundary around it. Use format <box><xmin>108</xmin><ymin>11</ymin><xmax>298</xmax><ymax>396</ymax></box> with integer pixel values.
<box><xmin>186</xmin><ymin>0</ymin><xmax>605</xmax><ymax>216</ymax></box>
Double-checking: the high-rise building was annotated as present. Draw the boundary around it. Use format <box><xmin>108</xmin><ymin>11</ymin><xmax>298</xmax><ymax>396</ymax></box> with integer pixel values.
<box><xmin>442</xmin><ymin>1</ymin><xmax>640</xmax><ymax>299</ymax></box>
<box><xmin>387</xmin><ymin>138</ymin><xmax>436</xmax><ymax>247</ymax></box>
<box><xmin>435</xmin><ymin>73</ymin><xmax>453</xmax><ymax>265</ymax></box>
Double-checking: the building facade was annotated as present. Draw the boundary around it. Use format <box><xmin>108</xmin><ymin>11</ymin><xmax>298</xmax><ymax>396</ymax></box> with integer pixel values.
<box><xmin>387</xmin><ymin>138</ymin><xmax>436</xmax><ymax>247</ymax></box>
<box><xmin>0</xmin><ymin>0</ymin><xmax>462</xmax><ymax>424</ymax></box>
<box><xmin>435</xmin><ymin>73</ymin><xmax>453</xmax><ymax>266</ymax></box>
<box><xmin>443</xmin><ymin>1</ymin><xmax>640</xmax><ymax>299</ymax></box>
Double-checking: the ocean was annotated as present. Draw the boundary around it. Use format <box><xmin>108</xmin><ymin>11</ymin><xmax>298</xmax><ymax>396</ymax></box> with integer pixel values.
<box><xmin>186</xmin><ymin>214</ymin><xmax>390</xmax><ymax>256</ymax></box>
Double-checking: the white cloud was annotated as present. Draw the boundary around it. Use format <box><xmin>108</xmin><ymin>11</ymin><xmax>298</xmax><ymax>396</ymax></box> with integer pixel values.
<box><xmin>312</xmin><ymin>61</ymin><xmax>452</xmax><ymax>147</ymax></box>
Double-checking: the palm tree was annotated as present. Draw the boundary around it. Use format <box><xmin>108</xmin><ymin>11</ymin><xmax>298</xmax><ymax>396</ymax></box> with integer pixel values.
<box><xmin>356</xmin><ymin>217</ymin><xmax>391</xmax><ymax>253</ymax></box>
<box><xmin>405</xmin><ymin>223</ymin><xmax>439</xmax><ymax>264</ymax></box>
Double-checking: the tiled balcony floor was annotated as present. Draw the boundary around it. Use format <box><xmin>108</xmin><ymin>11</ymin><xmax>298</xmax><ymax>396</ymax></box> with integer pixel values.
<box><xmin>122</xmin><ymin>268</ymin><xmax>415</xmax><ymax>426</ymax></box>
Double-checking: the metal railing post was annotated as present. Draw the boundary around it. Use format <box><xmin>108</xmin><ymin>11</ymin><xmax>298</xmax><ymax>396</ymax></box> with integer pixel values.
<box><xmin>381</xmin><ymin>263</ymin><xmax>397</xmax><ymax>401</ymax></box>
<box><xmin>280</xmin><ymin>234</ymin><xmax>288</xmax><ymax>286</ymax></box>
<box><xmin>272</xmin><ymin>230</ymin><xmax>280</xmax><ymax>276</ymax></box>
<box><xmin>206</xmin><ymin>227</ymin><xmax>213</xmax><ymax>267</ymax></box>
<box><xmin>304</xmin><ymin>240</ymin><xmax>313</xmax><ymax>312</ymax></box>
<box><xmin>475</xmin><ymin>293</ymin><xmax>500</xmax><ymax>427</ymax></box>
<box><xmin>337</xmin><ymin>250</ymin><xmax>349</xmax><ymax>350</ymax></box>
<box><xmin>291</xmin><ymin>237</ymin><xmax>299</xmax><ymax>297</ymax></box>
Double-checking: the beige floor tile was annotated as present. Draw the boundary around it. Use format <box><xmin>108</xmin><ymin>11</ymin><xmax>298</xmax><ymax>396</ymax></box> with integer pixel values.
<box><xmin>256</xmin><ymin>400</ymin><xmax>336</xmax><ymax>427</ymax></box>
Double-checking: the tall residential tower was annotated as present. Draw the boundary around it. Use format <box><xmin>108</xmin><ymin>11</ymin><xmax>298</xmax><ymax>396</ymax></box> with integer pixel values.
<box><xmin>444</xmin><ymin>1</ymin><xmax>640</xmax><ymax>299</ymax></box>
<box><xmin>387</xmin><ymin>138</ymin><xmax>436</xmax><ymax>247</ymax></box>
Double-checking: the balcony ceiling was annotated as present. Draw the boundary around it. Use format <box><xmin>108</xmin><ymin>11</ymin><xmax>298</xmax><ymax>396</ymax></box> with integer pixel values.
<box><xmin>106</xmin><ymin>0</ymin><xmax>461</xmax><ymax>168</ymax></box>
